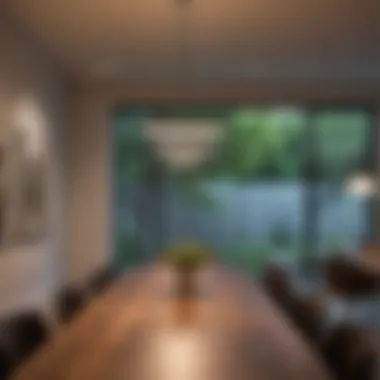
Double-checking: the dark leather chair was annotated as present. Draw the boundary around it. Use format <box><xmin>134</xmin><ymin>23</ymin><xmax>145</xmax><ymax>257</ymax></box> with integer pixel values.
<box><xmin>290</xmin><ymin>295</ymin><xmax>324</xmax><ymax>346</ymax></box>
<box><xmin>55</xmin><ymin>286</ymin><xmax>86</xmax><ymax>324</ymax></box>
<box><xmin>325</xmin><ymin>255</ymin><xmax>379</xmax><ymax>297</ymax></box>
<box><xmin>262</xmin><ymin>263</ymin><xmax>298</xmax><ymax>314</ymax></box>
<box><xmin>263</xmin><ymin>264</ymin><xmax>324</xmax><ymax>347</ymax></box>
<box><xmin>0</xmin><ymin>345</ymin><xmax>14</xmax><ymax>380</ymax></box>
<box><xmin>321</xmin><ymin>324</ymin><xmax>376</xmax><ymax>380</ymax></box>
<box><xmin>88</xmin><ymin>266</ymin><xmax>119</xmax><ymax>295</ymax></box>
<box><xmin>349</xmin><ymin>352</ymin><xmax>377</xmax><ymax>380</ymax></box>
<box><xmin>5</xmin><ymin>312</ymin><xmax>49</xmax><ymax>362</ymax></box>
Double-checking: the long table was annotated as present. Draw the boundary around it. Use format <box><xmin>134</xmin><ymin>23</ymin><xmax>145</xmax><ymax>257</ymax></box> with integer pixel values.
<box><xmin>12</xmin><ymin>265</ymin><xmax>332</xmax><ymax>380</ymax></box>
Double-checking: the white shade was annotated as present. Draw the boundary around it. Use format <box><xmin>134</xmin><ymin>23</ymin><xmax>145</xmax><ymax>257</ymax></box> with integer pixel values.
<box><xmin>154</xmin><ymin>145</ymin><xmax>212</xmax><ymax>169</ymax></box>
<box><xmin>145</xmin><ymin>119</ymin><xmax>223</xmax><ymax>169</ymax></box>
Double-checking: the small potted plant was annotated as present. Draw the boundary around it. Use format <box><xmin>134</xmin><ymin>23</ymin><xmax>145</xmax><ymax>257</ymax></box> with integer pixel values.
<box><xmin>160</xmin><ymin>242</ymin><xmax>211</xmax><ymax>298</ymax></box>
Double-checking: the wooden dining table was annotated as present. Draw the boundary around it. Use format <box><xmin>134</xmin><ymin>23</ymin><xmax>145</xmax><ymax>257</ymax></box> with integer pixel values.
<box><xmin>12</xmin><ymin>265</ymin><xmax>332</xmax><ymax>380</ymax></box>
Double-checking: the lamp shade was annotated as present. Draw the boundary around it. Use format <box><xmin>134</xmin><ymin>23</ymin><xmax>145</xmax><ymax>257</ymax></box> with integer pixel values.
<box><xmin>145</xmin><ymin>119</ymin><xmax>223</xmax><ymax>170</ymax></box>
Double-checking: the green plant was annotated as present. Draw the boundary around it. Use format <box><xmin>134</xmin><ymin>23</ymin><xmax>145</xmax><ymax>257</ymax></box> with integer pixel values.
<box><xmin>161</xmin><ymin>242</ymin><xmax>211</xmax><ymax>273</ymax></box>
<box><xmin>220</xmin><ymin>242</ymin><xmax>275</xmax><ymax>275</ymax></box>
<box><xmin>269</xmin><ymin>219</ymin><xmax>293</xmax><ymax>248</ymax></box>
<box><xmin>114</xmin><ymin>231</ymin><xmax>141</xmax><ymax>268</ymax></box>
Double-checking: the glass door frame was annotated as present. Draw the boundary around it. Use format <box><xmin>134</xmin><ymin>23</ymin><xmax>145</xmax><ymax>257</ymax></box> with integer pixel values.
<box><xmin>111</xmin><ymin>102</ymin><xmax>378</xmax><ymax>269</ymax></box>
<box><xmin>302</xmin><ymin>103</ymin><xmax>378</xmax><ymax>265</ymax></box>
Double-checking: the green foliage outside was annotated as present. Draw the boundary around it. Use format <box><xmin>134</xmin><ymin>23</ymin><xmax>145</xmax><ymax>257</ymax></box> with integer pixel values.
<box><xmin>269</xmin><ymin>218</ymin><xmax>294</xmax><ymax>248</ymax></box>
<box><xmin>219</xmin><ymin>243</ymin><xmax>273</xmax><ymax>275</ymax></box>
<box><xmin>113</xmin><ymin>106</ymin><xmax>371</xmax><ymax>272</ymax></box>
<box><xmin>316</xmin><ymin>112</ymin><xmax>369</xmax><ymax>178</ymax></box>
<box><xmin>219</xmin><ymin>238</ymin><xmax>349</xmax><ymax>276</ymax></box>
<box><xmin>207</xmin><ymin>107</ymin><xmax>305</xmax><ymax>179</ymax></box>
<box><xmin>114</xmin><ymin>231</ymin><xmax>143</xmax><ymax>268</ymax></box>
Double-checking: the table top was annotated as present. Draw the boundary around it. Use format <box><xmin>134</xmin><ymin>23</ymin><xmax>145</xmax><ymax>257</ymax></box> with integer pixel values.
<box><xmin>13</xmin><ymin>265</ymin><xmax>332</xmax><ymax>380</ymax></box>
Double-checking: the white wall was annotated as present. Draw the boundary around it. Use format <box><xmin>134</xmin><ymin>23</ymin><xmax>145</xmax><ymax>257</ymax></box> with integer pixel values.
<box><xmin>66</xmin><ymin>90</ymin><xmax>111</xmax><ymax>283</ymax></box>
<box><xmin>0</xmin><ymin>18</ymin><xmax>66</xmax><ymax>315</ymax></box>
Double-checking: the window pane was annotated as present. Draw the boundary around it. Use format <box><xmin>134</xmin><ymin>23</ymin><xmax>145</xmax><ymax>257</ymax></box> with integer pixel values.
<box><xmin>113</xmin><ymin>106</ymin><xmax>307</xmax><ymax>275</ymax></box>
<box><xmin>314</xmin><ymin>109</ymin><xmax>372</xmax><ymax>255</ymax></box>
<box><xmin>113</xmin><ymin>106</ymin><xmax>373</xmax><ymax>272</ymax></box>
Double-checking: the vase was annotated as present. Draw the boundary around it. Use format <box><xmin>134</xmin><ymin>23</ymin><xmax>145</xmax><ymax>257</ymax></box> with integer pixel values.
<box><xmin>176</xmin><ymin>269</ymin><xmax>195</xmax><ymax>299</ymax></box>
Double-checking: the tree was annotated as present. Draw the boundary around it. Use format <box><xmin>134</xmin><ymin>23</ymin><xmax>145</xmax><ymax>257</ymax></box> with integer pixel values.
<box><xmin>315</xmin><ymin>110</ymin><xmax>369</xmax><ymax>182</ymax></box>
<box><xmin>209</xmin><ymin>107</ymin><xmax>304</xmax><ymax>179</ymax></box>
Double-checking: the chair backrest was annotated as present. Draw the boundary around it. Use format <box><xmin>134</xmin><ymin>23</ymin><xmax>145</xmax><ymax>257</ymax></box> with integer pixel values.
<box><xmin>0</xmin><ymin>345</ymin><xmax>14</xmax><ymax>380</ymax></box>
<box><xmin>88</xmin><ymin>266</ymin><xmax>119</xmax><ymax>295</ymax></box>
<box><xmin>349</xmin><ymin>352</ymin><xmax>377</xmax><ymax>380</ymax></box>
<box><xmin>290</xmin><ymin>295</ymin><xmax>324</xmax><ymax>346</ymax></box>
<box><xmin>322</xmin><ymin>324</ymin><xmax>359</xmax><ymax>379</ymax></box>
<box><xmin>262</xmin><ymin>264</ymin><xmax>298</xmax><ymax>313</ymax></box>
<box><xmin>321</xmin><ymin>324</ymin><xmax>376</xmax><ymax>380</ymax></box>
<box><xmin>6</xmin><ymin>312</ymin><xmax>49</xmax><ymax>361</ymax></box>
<box><xmin>325</xmin><ymin>256</ymin><xmax>379</xmax><ymax>297</ymax></box>
<box><xmin>55</xmin><ymin>286</ymin><xmax>86</xmax><ymax>324</ymax></box>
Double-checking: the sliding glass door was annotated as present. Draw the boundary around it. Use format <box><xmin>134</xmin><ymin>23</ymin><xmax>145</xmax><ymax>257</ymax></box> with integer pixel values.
<box><xmin>313</xmin><ymin>109</ymin><xmax>373</xmax><ymax>256</ymax></box>
<box><xmin>112</xmin><ymin>105</ymin><xmax>374</xmax><ymax>274</ymax></box>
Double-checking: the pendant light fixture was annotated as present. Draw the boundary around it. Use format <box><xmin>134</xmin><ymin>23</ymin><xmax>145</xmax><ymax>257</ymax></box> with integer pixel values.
<box><xmin>145</xmin><ymin>119</ymin><xmax>223</xmax><ymax>170</ymax></box>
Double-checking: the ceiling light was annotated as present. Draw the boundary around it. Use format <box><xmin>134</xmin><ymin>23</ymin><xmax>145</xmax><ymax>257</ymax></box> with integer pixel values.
<box><xmin>145</xmin><ymin>119</ymin><xmax>223</xmax><ymax>170</ymax></box>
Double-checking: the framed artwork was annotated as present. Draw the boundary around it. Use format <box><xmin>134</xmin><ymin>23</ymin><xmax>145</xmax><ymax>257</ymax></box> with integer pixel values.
<box><xmin>0</xmin><ymin>125</ymin><xmax>47</xmax><ymax>247</ymax></box>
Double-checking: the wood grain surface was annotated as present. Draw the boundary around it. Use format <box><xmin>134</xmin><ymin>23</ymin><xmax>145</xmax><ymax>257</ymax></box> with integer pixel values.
<box><xmin>12</xmin><ymin>265</ymin><xmax>332</xmax><ymax>380</ymax></box>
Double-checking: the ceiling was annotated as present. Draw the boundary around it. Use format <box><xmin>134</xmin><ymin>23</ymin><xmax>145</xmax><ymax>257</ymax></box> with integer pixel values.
<box><xmin>4</xmin><ymin>0</ymin><xmax>380</xmax><ymax>83</ymax></box>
